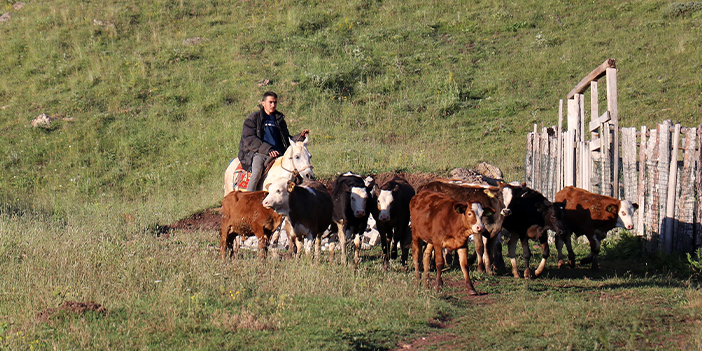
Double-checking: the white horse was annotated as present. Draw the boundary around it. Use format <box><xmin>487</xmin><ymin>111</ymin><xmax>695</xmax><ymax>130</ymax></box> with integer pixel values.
<box><xmin>224</xmin><ymin>137</ymin><xmax>314</xmax><ymax>196</ymax></box>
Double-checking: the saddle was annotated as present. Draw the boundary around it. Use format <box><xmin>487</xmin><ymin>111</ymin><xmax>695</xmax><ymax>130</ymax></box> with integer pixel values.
<box><xmin>232</xmin><ymin>157</ymin><xmax>278</xmax><ymax>192</ymax></box>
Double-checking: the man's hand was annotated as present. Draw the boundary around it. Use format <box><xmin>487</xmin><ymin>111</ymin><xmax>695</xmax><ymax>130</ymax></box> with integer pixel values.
<box><xmin>269</xmin><ymin>150</ymin><xmax>280</xmax><ymax>157</ymax></box>
<box><xmin>301</xmin><ymin>129</ymin><xmax>309</xmax><ymax>138</ymax></box>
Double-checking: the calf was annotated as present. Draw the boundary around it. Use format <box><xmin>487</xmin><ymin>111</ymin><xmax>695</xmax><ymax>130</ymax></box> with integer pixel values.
<box><xmin>371</xmin><ymin>176</ymin><xmax>415</xmax><ymax>269</ymax></box>
<box><xmin>330</xmin><ymin>173</ymin><xmax>375</xmax><ymax>265</ymax></box>
<box><xmin>502</xmin><ymin>186</ymin><xmax>565</xmax><ymax>279</ymax></box>
<box><xmin>419</xmin><ymin>180</ymin><xmax>514</xmax><ymax>274</ymax></box>
<box><xmin>219</xmin><ymin>190</ymin><xmax>283</xmax><ymax>261</ymax></box>
<box><xmin>554</xmin><ymin>186</ymin><xmax>639</xmax><ymax>271</ymax></box>
<box><xmin>262</xmin><ymin>179</ymin><xmax>334</xmax><ymax>259</ymax></box>
<box><xmin>410</xmin><ymin>190</ymin><xmax>494</xmax><ymax>295</ymax></box>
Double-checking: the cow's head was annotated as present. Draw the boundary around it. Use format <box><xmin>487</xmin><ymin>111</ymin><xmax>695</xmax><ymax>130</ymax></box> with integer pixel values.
<box><xmin>609</xmin><ymin>200</ymin><xmax>639</xmax><ymax>230</ymax></box>
<box><xmin>262</xmin><ymin>178</ymin><xmax>294</xmax><ymax>216</ymax></box>
<box><xmin>541</xmin><ymin>199</ymin><xmax>566</xmax><ymax>236</ymax></box>
<box><xmin>342</xmin><ymin>182</ymin><xmax>369</xmax><ymax>218</ymax></box>
<box><xmin>455</xmin><ymin>202</ymin><xmax>494</xmax><ymax>234</ymax></box>
<box><xmin>287</xmin><ymin>136</ymin><xmax>314</xmax><ymax>182</ymax></box>
<box><xmin>376</xmin><ymin>184</ymin><xmax>399</xmax><ymax>222</ymax></box>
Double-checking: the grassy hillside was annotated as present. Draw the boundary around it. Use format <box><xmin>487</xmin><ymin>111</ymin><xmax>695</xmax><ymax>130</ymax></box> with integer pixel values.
<box><xmin>2</xmin><ymin>0</ymin><xmax>702</xmax><ymax>209</ymax></box>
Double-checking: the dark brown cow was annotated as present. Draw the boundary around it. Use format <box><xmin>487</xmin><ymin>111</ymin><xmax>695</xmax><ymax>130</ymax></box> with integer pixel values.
<box><xmin>502</xmin><ymin>186</ymin><xmax>565</xmax><ymax>279</ymax></box>
<box><xmin>418</xmin><ymin>180</ymin><xmax>514</xmax><ymax>274</ymax></box>
<box><xmin>410</xmin><ymin>190</ymin><xmax>494</xmax><ymax>295</ymax></box>
<box><xmin>371</xmin><ymin>176</ymin><xmax>415</xmax><ymax>269</ymax></box>
<box><xmin>219</xmin><ymin>190</ymin><xmax>284</xmax><ymax>261</ymax></box>
<box><xmin>262</xmin><ymin>179</ymin><xmax>334</xmax><ymax>259</ymax></box>
<box><xmin>554</xmin><ymin>186</ymin><xmax>639</xmax><ymax>271</ymax></box>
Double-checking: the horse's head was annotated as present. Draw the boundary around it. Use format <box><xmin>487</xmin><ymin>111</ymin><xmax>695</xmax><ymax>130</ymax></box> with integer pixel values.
<box><xmin>285</xmin><ymin>136</ymin><xmax>314</xmax><ymax>181</ymax></box>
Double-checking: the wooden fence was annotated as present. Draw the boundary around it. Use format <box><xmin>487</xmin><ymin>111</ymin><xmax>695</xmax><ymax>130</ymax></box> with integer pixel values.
<box><xmin>525</xmin><ymin>59</ymin><xmax>701</xmax><ymax>254</ymax></box>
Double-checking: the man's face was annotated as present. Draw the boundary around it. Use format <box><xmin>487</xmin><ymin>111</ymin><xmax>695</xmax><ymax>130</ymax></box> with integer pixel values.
<box><xmin>262</xmin><ymin>96</ymin><xmax>277</xmax><ymax>115</ymax></box>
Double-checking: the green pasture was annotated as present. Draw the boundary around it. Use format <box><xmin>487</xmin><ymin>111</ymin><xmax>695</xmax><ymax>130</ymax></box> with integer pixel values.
<box><xmin>1</xmin><ymin>0</ymin><xmax>702</xmax><ymax>349</ymax></box>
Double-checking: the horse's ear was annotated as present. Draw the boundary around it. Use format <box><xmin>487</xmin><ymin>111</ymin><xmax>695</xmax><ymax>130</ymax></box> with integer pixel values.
<box><xmin>289</xmin><ymin>137</ymin><xmax>295</xmax><ymax>146</ymax></box>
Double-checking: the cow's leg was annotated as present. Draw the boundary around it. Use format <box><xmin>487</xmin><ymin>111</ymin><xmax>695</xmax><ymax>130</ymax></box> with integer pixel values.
<box><xmin>474</xmin><ymin>232</ymin><xmax>486</xmax><ymax>273</ymax></box>
<box><xmin>379</xmin><ymin>229</ymin><xmax>390</xmax><ymax>270</ymax></box>
<box><xmin>232</xmin><ymin>234</ymin><xmax>241</xmax><ymax>259</ymax></box>
<box><xmin>353</xmin><ymin>232</ymin><xmax>362</xmax><ymax>265</ymax></box>
<box><xmin>581</xmin><ymin>233</ymin><xmax>601</xmax><ymax>271</ymax></box>
<box><xmin>534</xmin><ymin>237</ymin><xmax>549</xmax><ymax>277</ymax></box>
<box><xmin>334</xmin><ymin>221</ymin><xmax>346</xmax><ymax>264</ymax></box>
<box><xmin>390</xmin><ymin>227</ymin><xmax>399</xmax><ymax>260</ymax></box>
<box><xmin>433</xmin><ymin>245</ymin><xmax>445</xmax><ymax>290</ymax></box>
<box><xmin>521</xmin><ymin>237</ymin><xmax>533</xmax><ymax>279</ymax></box>
<box><xmin>220</xmin><ymin>225</ymin><xmax>230</xmax><ymax>261</ymax></box>
<box><xmin>294</xmin><ymin>235</ymin><xmax>304</xmax><ymax>259</ymax></box>
<box><xmin>422</xmin><ymin>243</ymin><xmax>434</xmax><ymax>287</ymax></box>
<box><xmin>257</xmin><ymin>234</ymin><xmax>269</xmax><ymax>260</ymax></box>
<box><xmin>399</xmin><ymin>228</ymin><xmax>412</xmax><ymax>267</ymax></box>
<box><xmin>314</xmin><ymin>234</ymin><xmax>322</xmax><ymax>261</ymax></box>
<box><xmin>457</xmin><ymin>247</ymin><xmax>478</xmax><ymax>295</ymax></box>
<box><xmin>507</xmin><ymin>232</ymin><xmax>520</xmax><ymax>278</ymax></box>
<box><xmin>483</xmin><ymin>235</ymin><xmax>498</xmax><ymax>275</ymax></box>
<box><xmin>556</xmin><ymin>232</ymin><xmax>576</xmax><ymax>268</ymax></box>
<box><xmin>412</xmin><ymin>236</ymin><xmax>423</xmax><ymax>281</ymax></box>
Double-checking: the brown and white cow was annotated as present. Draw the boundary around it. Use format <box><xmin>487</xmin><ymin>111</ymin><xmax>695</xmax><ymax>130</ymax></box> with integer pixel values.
<box><xmin>554</xmin><ymin>186</ymin><xmax>639</xmax><ymax>271</ymax></box>
<box><xmin>330</xmin><ymin>173</ymin><xmax>375</xmax><ymax>265</ymax></box>
<box><xmin>418</xmin><ymin>180</ymin><xmax>514</xmax><ymax>274</ymax></box>
<box><xmin>502</xmin><ymin>186</ymin><xmax>566</xmax><ymax>279</ymax></box>
<box><xmin>219</xmin><ymin>190</ymin><xmax>284</xmax><ymax>261</ymax></box>
<box><xmin>262</xmin><ymin>179</ymin><xmax>333</xmax><ymax>259</ymax></box>
<box><xmin>410</xmin><ymin>190</ymin><xmax>494</xmax><ymax>295</ymax></box>
<box><xmin>371</xmin><ymin>176</ymin><xmax>415</xmax><ymax>269</ymax></box>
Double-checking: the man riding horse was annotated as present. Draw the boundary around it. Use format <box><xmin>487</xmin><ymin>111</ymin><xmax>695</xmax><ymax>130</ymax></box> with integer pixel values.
<box><xmin>238</xmin><ymin>91</ymin><xmax>309</xmax><ymax>192</ymax></box>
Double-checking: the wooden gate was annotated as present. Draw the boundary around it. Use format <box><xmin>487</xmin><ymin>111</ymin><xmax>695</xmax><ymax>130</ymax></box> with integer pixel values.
<box><xmin>525</xmin><ymin>59</ymin><xmax>701</xmax><ymax>254</ymax></box>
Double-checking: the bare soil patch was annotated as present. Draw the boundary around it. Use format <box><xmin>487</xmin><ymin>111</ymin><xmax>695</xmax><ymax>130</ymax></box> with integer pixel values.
<box><xmin>35</xmin><ymin>301</ymin><xmax>107</xmax><ymax>322</ymax></box>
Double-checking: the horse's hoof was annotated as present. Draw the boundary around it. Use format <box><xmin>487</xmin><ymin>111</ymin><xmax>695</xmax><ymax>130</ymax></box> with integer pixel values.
<box><xmin>467</xmin><ymin>289</ymin><xmax>479</xmax><ymax>296</ymax></box>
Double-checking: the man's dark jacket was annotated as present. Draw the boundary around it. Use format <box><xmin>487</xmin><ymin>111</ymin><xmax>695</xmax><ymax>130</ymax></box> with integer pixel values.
<box><xmin>238</xmin><ymin>107</ymin><xmax>297</xmax><ymax>172</ymax></box>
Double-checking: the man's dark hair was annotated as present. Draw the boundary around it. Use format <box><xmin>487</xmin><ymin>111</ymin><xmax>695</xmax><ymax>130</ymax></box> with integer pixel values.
<box><xmin>262</xmin><ymin>91</ymin><xmax>277</xmax><ymax>100</ymax></box>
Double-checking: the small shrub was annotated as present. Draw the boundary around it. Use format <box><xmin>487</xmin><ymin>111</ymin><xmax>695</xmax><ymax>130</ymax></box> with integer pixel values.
<box><xmin>663</xmin><ymin>2</ymin><xmax>702</xmax><ymax>18</ymax></box>
<box><xmin>686</xmin><ymin>247</ymin><xmax>702</xmax><ymax>273</ymax></box>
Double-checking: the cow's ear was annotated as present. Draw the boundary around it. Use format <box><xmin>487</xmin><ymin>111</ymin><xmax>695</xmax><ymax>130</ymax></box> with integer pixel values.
<box><xmin>606</xmin><ymin>204</ymin><xmax>618</xmax><ymax>214</ymax></box>
<box><xmin>393</xmin><ymin>184</ymin><xmax>400</xmax><ymax>192</ymax></box>
<box><xmin>483</xmin><ymin>207</ymin><xmax>495</xmax><ymax>217</ymax></box>
<box><xmin>364</xmin><ymin>176</ymin><xmax>374</xmax><ymax>188</ymax></box>
<box><xmin>483</xmin><ymin>189</ymin><xmax>497</xmax><ymax>198</ymax></box>
<box><xmin>454</xmin><ymin>203</ymin><xmax>468</xmax><ymax>214</ymax></box>
<box><xmin>264</xmin><ymin>183</ymin><xmax>271</xmax><ymax>191</ymax></box>
<box><xmin>287</xmin><ymin>181</ymin><xmax>296</xmax><ymax>193</ymax></box>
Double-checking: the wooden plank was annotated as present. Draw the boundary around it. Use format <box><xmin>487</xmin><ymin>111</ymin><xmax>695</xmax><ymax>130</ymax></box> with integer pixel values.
<box><xmin>565</xmin><ymin>130</ymin><xmax>575</xmax><ymax>187</ymax></box>
<box><xmin>590</xmin><ymin>138</ymin><xmax>601</xmax><ymax>151</ymax></box>
<box><xmin>589</xmin><ymin>111</ymin><xmax>611</xmax><ymax>132</ymax></box>
<box><xmin>664</xmin><ymin>124</ymin><xmax>681</xmax><ymax>254</ymax></box>
<box><xmin>601</xmin><ymin>122</ymin><xmax>612</xmax><ymax>196</ymax></box>
<box><xmin>591</xmin><ymin>80</ymin><xmax>599</xmax><ymax>139</ymax></box>
<box><xmin>645</xmin><ymin>129</ymin><xmax>659</xmax><ymax>252</ymax></box>
<box><xmin>566</xmin><ymin>59</ymin><xmax>616</xmax><ymax>99</ymax></box>
<box><xmin>549</xmin><ymin>134</ymin><xmax>557</xmax><ymax>201</ymax></box>
<box><xmin>622</xmin><ymin>128</ymin><xmax>637</xmax><ymax>205</ymax></box>
<box><xmin>657</xmin><ymin>121</ymin><xmax>672</xmax><ymax>253</ymax></box>
<box><xmin>637</xmin><ymin>126</ymin><xmax>647</xmax><ymax>237</ymax></box>
<box><xmin>557</xmin><ymin>99</ymin><xmax>563</xmax><ymax>193</ymax></box>
<box><xmin>534</xmin><ymin>131</ymin><xmax>542</xmax><ymax>193</ymax></box>
<box><xmin>697</xmin><ymin>126</ymin><xmax>702</xmax><ymax>248</ymax></box>
<box><xmin>525</xmin><ymin>132</ymin><xmax>534</xmax><ymax>188</ymax></box>
<box><xmin>607</xmin><ymin>67</ymin><xmax>619</xmax><ymax>198</ymax></box>
<box><xmin>567</xmin><ymin>98</ymin><xmax>578</xmax><ymax>133</ymax></box>
<box><xmin>677</xmin><ymin>127</ymin><xmax>697</xmax><ymax>252</ymax></box>
<box><xmin>579</xmin><ymin>94</ymin><xmax>586</xmax><ymax>143</ymax></box>
<box><xmin>541</xmin><ymin>127</ymin><xmax>549</xmax><ymax>194</ymax></box>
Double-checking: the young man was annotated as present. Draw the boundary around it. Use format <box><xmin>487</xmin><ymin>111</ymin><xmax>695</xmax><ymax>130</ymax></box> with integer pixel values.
<box><xmin>237</xmin><ymin>91</ymin><xmax>308</xmax><ymax>191</ymax></box>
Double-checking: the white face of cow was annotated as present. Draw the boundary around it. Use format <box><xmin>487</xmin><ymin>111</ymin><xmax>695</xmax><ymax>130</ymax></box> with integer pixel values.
<box><xmin>262</xmin><ymin>179</ymin><xmax>291</xmax><ymax>216</ymax></box>
<box><xmin>376</xmin><ymin>190</ymin><xmax>393</xmax><ymax>222</ymax></box>
<box><xmin>349</xmin><ymin>187</ymin><xmax>368</xmax><ymax>218</ymax></box>
<box><xmin>470</xmin><ymin>203</ymin><xmax>486</xmax><ymax>233</ymax></box>
<box><xmin>615</xmin><ymin>200</ymin><xmax>638</xmax><ymax>230</ymax></box>
<box><xmin>288</xmin><ymin>137</ymin><xmax>314</xmax><ymax>182</ymax></box>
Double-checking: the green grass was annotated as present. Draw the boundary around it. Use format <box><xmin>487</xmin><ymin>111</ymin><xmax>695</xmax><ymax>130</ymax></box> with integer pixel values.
<box><xmin>2</xmin><ymin>0</ymin><xmax>702</xmax><ymax>349</ymax></box>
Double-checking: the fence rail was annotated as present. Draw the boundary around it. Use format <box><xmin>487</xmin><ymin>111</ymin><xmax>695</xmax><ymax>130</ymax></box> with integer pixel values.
<box><xmin>525</xmin><ymin>59</ymin><xmax>701</xmax><ymax>254</ymax></box>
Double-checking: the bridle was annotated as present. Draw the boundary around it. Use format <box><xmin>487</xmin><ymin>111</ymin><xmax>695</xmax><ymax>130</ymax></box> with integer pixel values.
<box><xmin>280</xmin><ymin>144</ymin><xmax>313</xmax><ymax>175</ymax></box>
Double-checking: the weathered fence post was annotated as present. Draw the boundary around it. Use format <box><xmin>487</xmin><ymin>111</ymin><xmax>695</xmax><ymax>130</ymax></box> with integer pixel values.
<box><xmin>637</xmin><ymin>126</ymin><xmax>647</xmax><ymax>237</ymax></box>
<box><xmin>677</xmin><ymin>127</ymin><xmax>697</xmax><ymax>252</ymax></box>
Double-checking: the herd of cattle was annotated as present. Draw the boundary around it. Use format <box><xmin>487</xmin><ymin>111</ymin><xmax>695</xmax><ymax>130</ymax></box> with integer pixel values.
<box><xmin>219</xmin><ymin>172</ymin><xmax>639</xmax><ymax>296</ymax></box>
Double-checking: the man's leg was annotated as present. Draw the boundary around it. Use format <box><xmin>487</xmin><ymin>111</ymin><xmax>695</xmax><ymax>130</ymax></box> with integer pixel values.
<box><xmin>246</xmin><ymin>153</ymin><xmax>268</xmax><ymax>191</ymax></box>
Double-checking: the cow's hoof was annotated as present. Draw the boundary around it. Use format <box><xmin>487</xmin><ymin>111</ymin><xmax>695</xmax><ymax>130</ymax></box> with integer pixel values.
<box><xmin>512</xmin><ymin>272</ymin><xmax>521</xmax><ymax>279</ymax></box>
<box><xmin>568</xmin><ymin>260</ymin><xmax>576</xmax><ymax>268</ymax></box>
<box><xmin>557</xmin><ymin>260</ymin><xmax>566</xmax><ymax>269</ymax></box>
<box><xmin>591</xmin><ymin>265</ymin><xmax>600</xmax><ymax>272</ymax></box>
<box><xmin>467</xmin><ymin>289</ymin><xmax>479</xmax><ymax>296</ymax></box>
<box><xmin>580</xmin><ymin>257</ymin><xmax>593</xmax><ymax>264</ymax></box>
<box><xmin>524</xmin><ymin>270</ymin><xmax>532</xmax><ymax>280</ymax></box>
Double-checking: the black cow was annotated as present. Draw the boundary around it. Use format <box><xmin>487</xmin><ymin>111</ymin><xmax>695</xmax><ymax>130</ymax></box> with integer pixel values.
<box><xmin>371</xmin><ymin>176</ymin><xmax>415</xmax><ymax>269</ymax></box>
<box><xmin>331</xmin><ymin>173</ymin><xmax>375</xmax><ymax>264</ymax></box>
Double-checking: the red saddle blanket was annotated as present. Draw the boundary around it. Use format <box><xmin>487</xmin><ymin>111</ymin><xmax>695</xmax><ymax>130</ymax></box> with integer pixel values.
<box><xmin>233</xmin><ymin>164</ymin><xmax>252</xmax><ymax>191</ymax></box>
